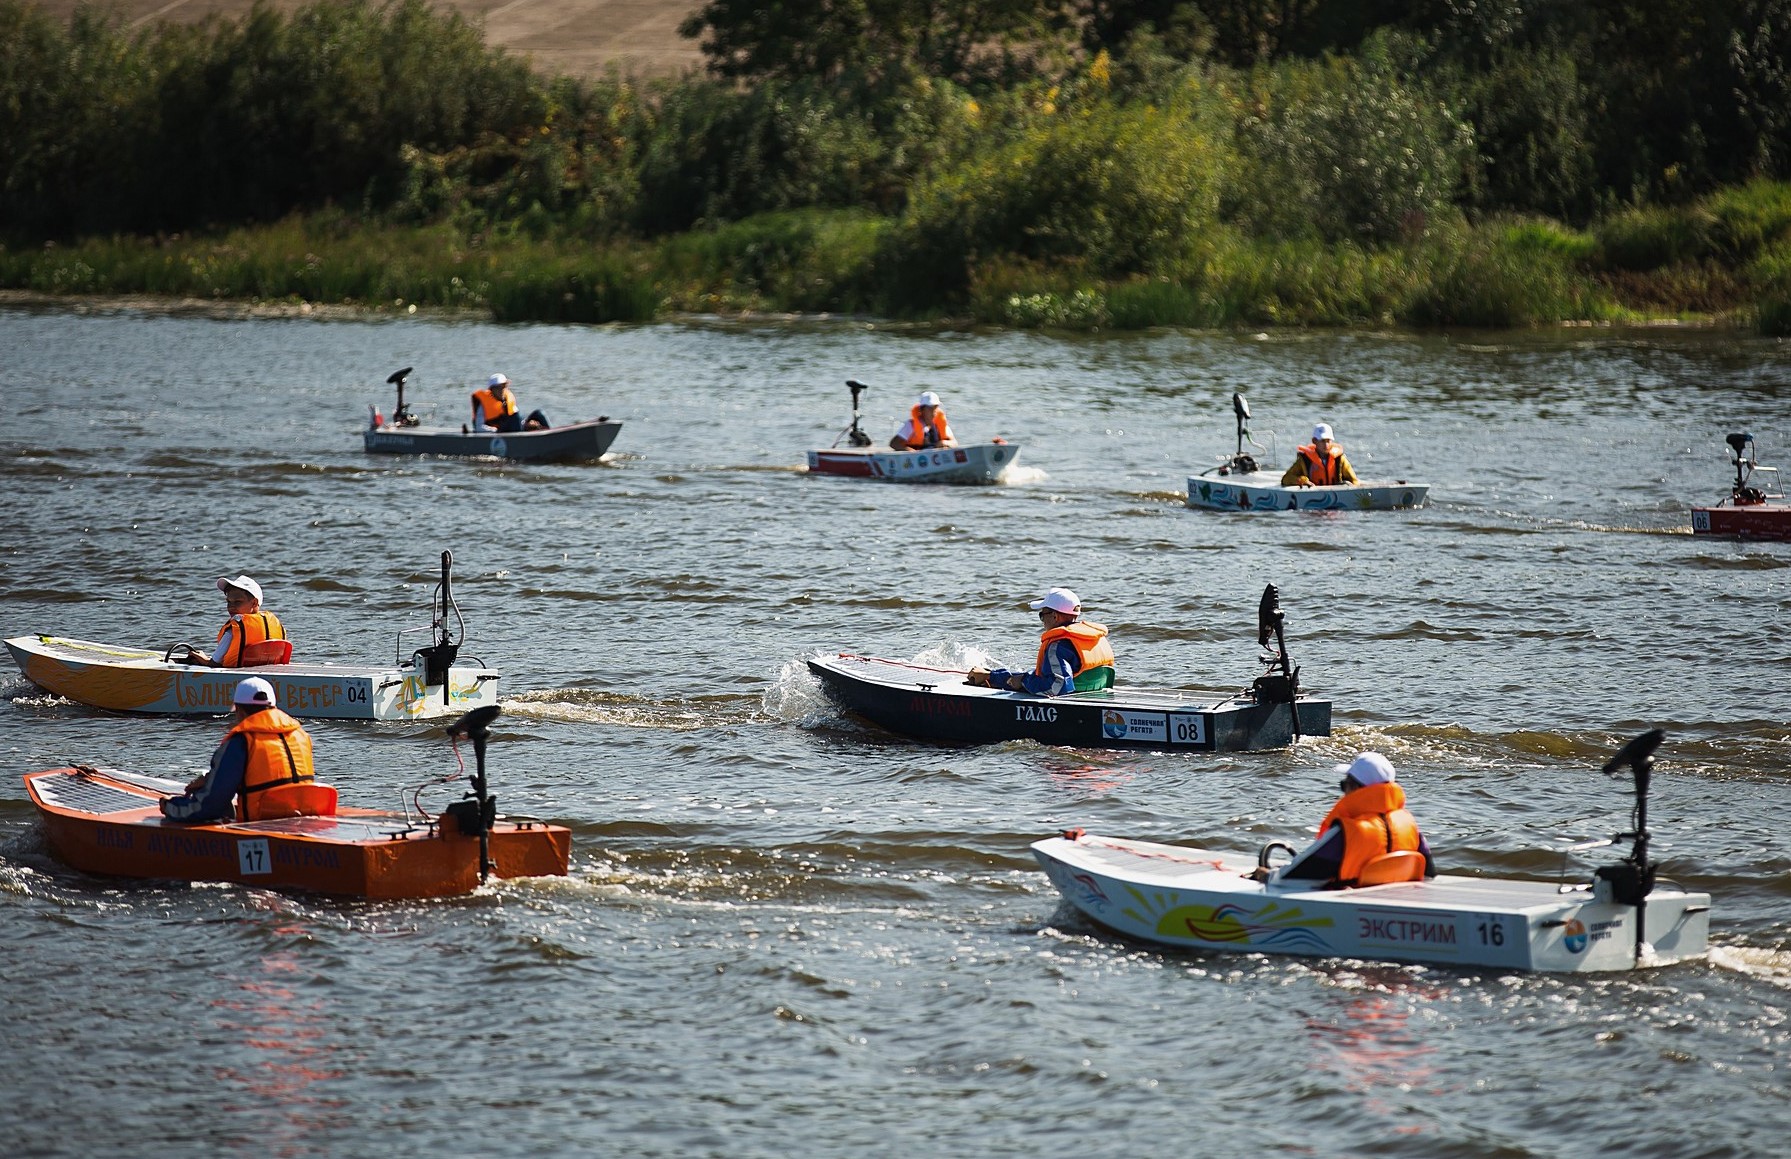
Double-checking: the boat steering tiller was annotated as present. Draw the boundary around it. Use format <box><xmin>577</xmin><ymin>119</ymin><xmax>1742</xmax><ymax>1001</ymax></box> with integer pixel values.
<box><xmin>1251</xmin><ymin>583</ymin><xmax>1303</xmax><ymax>738</ymax></box>
<box><xmin>835</xmin><ymin>379</ymin><xmax>873</xmax><ymax>448</ymax></box>
<box><xmin>445</xmin><ymin>703</ymin><xmax>502</xmax><ymax>883</ymax></box>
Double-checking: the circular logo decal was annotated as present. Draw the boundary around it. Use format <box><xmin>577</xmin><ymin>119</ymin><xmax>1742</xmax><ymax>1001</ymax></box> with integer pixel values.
<box><xmin>490</xmin><ymin>437</ymin><xmax>508</xmax><ymax>456</ymax></box>
<box><xmin>1562</xmin><ymin>917</ymin><xmax>1588</xmax><ymax>954</ymax></box>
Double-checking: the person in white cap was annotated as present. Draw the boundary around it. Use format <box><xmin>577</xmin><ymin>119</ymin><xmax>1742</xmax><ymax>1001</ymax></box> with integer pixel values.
<box><xmin>889</xmin><ymin>390</ymin><xmax>957</xmax><ymax>451</ymax></box>
<box><xmin>1280</xmin><ymin>422</ymin><xmax>1359</xmax><ymax>487</ymax></box>
<box><xmin>965</xmin><ymin>587</ymin><xmax>1116</xmax><ymax>696</ymax></box>
<box><xmin>470</xmin><ymin>373</ymin><xmax>550</xmax><ymax>434</ymax></box>
<box><xmin>160</xmin><ymin>677</ymin><xmax>326</xmax><ymax>823</ymax></box>
<box><xmin>1258</xmin><ymin>752</ymin><xmax>1433</xmax><ymax>887</ymax></box>
<box><xmin>179</xmin><ymin>575</ymin><xmax>289</xmax><ymax>668</ymax></box>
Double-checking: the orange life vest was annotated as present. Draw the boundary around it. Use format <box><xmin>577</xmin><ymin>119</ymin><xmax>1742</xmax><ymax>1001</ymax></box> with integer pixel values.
<box><xmin>1035</xmin><ymin>620</ymin><xmax>1116</xmax><ymax>691</ymax></box>
<box><xmin>1316</xmin><ymin>782</ymin><xmax>1422</xmax><ymax>886</ymax></box>
<box><xmin>214</xmin><ymin>612</ymin><xmax>286</xmax><ymax>668</ymax></box>
<box><xmin>1296</xmin><ymin>443</ymin><xmax>1347</xmax><ymax>485</ymax></box>
<box><xmin>225</xmin><ymin>707</ymin><xmax>320</xmax><ymax>821</ymax></box>
<box><xmin>903</xmin><ymin>405</ymin><xmax>952</xmax><ymax>448</ymax></box>
<box><xmin>474</xmin><ymin>386</ymin><xmax>518</xmax><ymax>425</ymax></box>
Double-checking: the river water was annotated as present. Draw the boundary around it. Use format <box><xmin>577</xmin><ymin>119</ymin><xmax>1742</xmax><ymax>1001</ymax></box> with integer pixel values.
<box><xmin>1</xmin><ymin>305</ymin><xmax>1787</xmax><ymax>1157</ymax></box>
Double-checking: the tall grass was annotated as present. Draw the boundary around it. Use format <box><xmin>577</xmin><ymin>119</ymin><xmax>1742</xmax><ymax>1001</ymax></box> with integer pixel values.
<box><xmin>0</xmin><ymin>203</ymin><xmax>1755</xmax><ymax>329</ymax></box>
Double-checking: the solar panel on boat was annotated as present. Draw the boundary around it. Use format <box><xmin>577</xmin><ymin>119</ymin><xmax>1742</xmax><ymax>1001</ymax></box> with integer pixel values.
<box><xmin>41</xmin><ymin>777</ymin><xmax>152</xmax><ymax>814</ymax></box>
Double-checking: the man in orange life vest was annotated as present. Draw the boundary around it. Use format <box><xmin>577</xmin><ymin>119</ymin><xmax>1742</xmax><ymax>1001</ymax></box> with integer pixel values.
<box><xmin>1281</xmin><ymin>422</ymin><xmax>1359</xmax><ymax>487</ymax></box>
<box><xmin>470</xmin><ymin>373</ymin><xmax>550</xmax><ymax>434</ymax></box>
<box><xmin>889</xmin><ymin>391</ymin><xmax>957</xmax><ymax>451</ymax></box>
<box><xmin>965</xmin><ymin>587</ymin><xmax>1116</xmax><ymax>696</ymax></box>
<box><xmin>1265</xmin><ymin>752</ymin><xmax>1434</xmax><ymax>888</ymax></box>
<box><xmin>160</xmin><ymin>677</ymin><xmax>328</xmax><ymax>822</ymax></box>
<box><xmin>179</xmin><ymin>575</ymin><xmax>288</xmax><ymax>667</ymax></box>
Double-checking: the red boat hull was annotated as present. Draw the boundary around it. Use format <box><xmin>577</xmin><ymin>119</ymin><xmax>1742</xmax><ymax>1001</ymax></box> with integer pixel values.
<box><xmin>1692</xmin><ymin>503</ymin><xmax>1791</xmax><ymax>541</ymax></box>
<box><xmin>26</xmin><ymin>767</ymin><xmax>569</xmax><ymax>898</ymax></box>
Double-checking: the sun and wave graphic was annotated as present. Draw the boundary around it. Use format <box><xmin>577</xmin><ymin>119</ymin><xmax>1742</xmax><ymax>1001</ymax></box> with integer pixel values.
<box><xmin>1120</xmin><ymin>885</ymin><xmax>1338</xmax><ymax>952</ymax></box>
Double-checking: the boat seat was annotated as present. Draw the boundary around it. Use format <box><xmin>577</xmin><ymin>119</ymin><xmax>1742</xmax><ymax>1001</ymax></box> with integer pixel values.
<box><xmin>253</xmin><ymin>783</ymin><xmax>339</xmax><ymax>820</ymax></box>
<box><xmin>1353</xmin><ymin>850</ymin><xmax>1426</xmax><ymax>886</ymax></box>
<box><xmin>242</xmin><ymin>640</ymin><xmax>293</xmax><ymax>666</ymax></box>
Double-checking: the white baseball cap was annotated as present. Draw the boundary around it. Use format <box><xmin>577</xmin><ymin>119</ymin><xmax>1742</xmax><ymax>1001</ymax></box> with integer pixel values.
<box><xmin>1335</xmin><ymin>752</ymin><xmax>1396</xmax><ymax>786</ymax></box>
<box><xmin>216</xmin><ymin>575</ymin><xmax>264</xmax><ymax>604</ymax></box>
<box><xmin>233</xmin><ymin>676</ymin><xmax>276</xmax><ymax>707</ymax></box>
<box><xmin>488</xmin><ymin>373</ymin><xmax>509</xmax><ymax>387</ymax></box>
<box><xmin>916</xmin><ymin>391</ymin><xmax>941</xmax><ymax>408</ymax></box>
<box><xmin>1028</xmin><ymin>587</ymin><xmax>1081</xmax><ymax>614</ymax></box>
<box><xmin>1312</xmin><ymin>423</ymin><xmax>1334</xmax><ymax>442</ymax></box>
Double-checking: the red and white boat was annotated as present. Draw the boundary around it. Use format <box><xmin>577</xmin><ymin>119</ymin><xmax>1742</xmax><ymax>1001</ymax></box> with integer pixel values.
<box><xmin>806</xmin><ymin>379</ymin><xmax>1021</xmax><ymax>484</ymax></box>
<box><xmin>1691</xmin><ymin>432</ymin><xmax>1790</xmax><ymax>541</ymax></box>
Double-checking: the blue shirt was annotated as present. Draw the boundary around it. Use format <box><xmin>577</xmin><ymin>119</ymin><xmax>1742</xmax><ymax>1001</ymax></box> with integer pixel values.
<box><xmin>987</xmin><ymin>638</ymin><xmax>1081</xmax><ymax>697</ymax></box>
<box><xmin>160</xmin><ymin>733</ymin><xmax>249</xmax><ymax>822</ymax></box>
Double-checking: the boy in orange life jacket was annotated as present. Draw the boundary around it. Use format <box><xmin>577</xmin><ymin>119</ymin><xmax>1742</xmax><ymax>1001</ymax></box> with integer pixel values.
<box><xmin>1281</xmin><ymin>422</ymin><xmax>1359</xmax><ymax>487</ymax></box>
<box><xmin>471</xmin><ymin>373</ymin><xmax>550</xmax><ymax>434</ymax></box>
<box><xmin>1263</xmin><ymin>753</ymin><xmax>1434</xmax><ymax>888</ymax></box>
<box><xmin>965</xmin><ymin>587</ymin><xmax>1116</xmax><ymax>696</ymax></box>
<box><xmin>160</xmin><ymin>677</ymin><xmax>322</xmax><ymax>823</ymax></box>
<box><xmin>889</xmin><ymin>391</ymin><xmax>958</xmax><ymax>451</ymax></box>
<box><xmin>178</xmin><ymin>574</ymin><xmax>287</xmax><ymax>667</ymax></box>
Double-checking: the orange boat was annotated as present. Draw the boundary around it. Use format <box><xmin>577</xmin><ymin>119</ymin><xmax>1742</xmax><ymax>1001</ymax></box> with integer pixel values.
<box><xmin>24</xmin><ymin>707</ymin><xmax>569</xmax><ymax>899</ymax></box>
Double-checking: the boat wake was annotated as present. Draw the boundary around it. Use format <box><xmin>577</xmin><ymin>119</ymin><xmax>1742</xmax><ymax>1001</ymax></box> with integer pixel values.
<box><xmin>1708</xmin><ymin>945</ymin><xmax>1791</xmax><ymax>988</ymax></box>
<box><xmin>765</xmin><ymin>644</ymin><xmax>1006</xmax><ymax>730</ymax></box>
<box><xmin>501</xmin><ymin>689</ymin><xmax>748</xmax><ymax>731</ymax></box>
<box><xmin>998</xmin><ymin>465</ymin><xmax>1049</xmax><ymax>486</ymax></box>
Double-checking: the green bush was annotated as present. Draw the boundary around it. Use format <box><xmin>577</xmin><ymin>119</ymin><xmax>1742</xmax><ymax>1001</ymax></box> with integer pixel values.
<box><xmin>630</xmin><ymin>78</ymin><xmax>879</xmax><ymax>236</ymax></box>
<box><xmin>1402</xmin><ymin>230</ymin><xmax>1608</xmax><ymax>327</ymax></box>
<box><xmin>1703</xmin><ymin>180</ymin><xmax>1791</xmax><ymax>261</ymax></box>
<box><xmin>1232</xmin><ymin>40</ymin><xmax>1473</xmax><ymax>245</ymax></box>
<box><xmin>1747</xmin><ymin>243</ymin><xmax>1791</xmax><ymax>336</ymax></box>
<box><xmin>1595</xmin><ymin>205</ymin><xmax>1717</xmax><ymax>271</ymax></box>
<box><xmin>487</xmin><ymin>253</ymin><xmax>658</xmax><ymax>323</ymax></box>
<box><xmin>1457</xmin><ymin>46</ymin><xmax>1596</xmax><ymax>222</ymax></box>
<box><xmin>880</xmin><ymin>81</ymin><xmax>1234</xmax><ymax>310</ymax></box>
<box><xmin>655</xmin><ymin>208</ymin><xmax>884</xmax><ymax>312</ymax></box>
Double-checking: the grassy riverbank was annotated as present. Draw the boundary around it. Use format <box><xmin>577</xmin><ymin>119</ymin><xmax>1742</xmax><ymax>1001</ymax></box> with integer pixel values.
<box><xmin>6</xmin><ymin>183</ymin><xmax>1791</xmax><ymax>330</ymax></box>
<box><xmin>6</xmin><ymin>0</ymin><xmax>1791</xmax><ymax>332</ymax></box>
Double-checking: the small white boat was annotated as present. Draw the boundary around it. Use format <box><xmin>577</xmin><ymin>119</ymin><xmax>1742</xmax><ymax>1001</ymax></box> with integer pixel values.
<box><xmin>6</xmin><ymin>552</ymin><xmax>498</xmax><ymax>721</ymax></box>
<box><xmin>1186</xmin><ymin>393</ymin><xmax>1429</xmax><ymax>511</ymax></box>
<box><xmin>1034</xmin><ymin>731</ymin><xmax>1710</xmax><ymax>973</ymax></box>
<box><xmin>806</xmin><ymin>379</ymin><xmax>1021</xmax><ymax>484</ymax></box>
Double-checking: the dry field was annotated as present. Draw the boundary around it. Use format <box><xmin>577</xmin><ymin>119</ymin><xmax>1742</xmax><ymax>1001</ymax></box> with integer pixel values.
<box><xmin>28</xmin><ymin>0</ymin><xmax>706</xmax><ymax>77</ymax></box>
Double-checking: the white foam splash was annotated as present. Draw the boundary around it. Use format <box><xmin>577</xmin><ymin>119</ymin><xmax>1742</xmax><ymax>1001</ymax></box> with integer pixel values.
<box><xmin>1708</xmin><ymin>944</ymin><xmax>1791</xmax><ymax>987</ymax></box>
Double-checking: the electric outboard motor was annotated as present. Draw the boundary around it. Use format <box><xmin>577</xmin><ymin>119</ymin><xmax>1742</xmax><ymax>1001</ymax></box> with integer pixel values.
<box><xmin>386</xmin><ymin>366</ymin><xmax>420</xmax><ymax>427</ymax></box>
<box><xmin>1250</xmin><ymin>583</ymin><xmax>1302</xmax><ymax>717</ymax></box>
<box><xmin>412</xmin><ymin>641</ymin><xmax>460</xmax><ymax>689</ymax></box>
<box><xmin>1600</xmin><ymin>727</ymin><xmax>1665</xmax><ymax>964</ymax></box>
<box><xmin>1217</xmin><ymin>392</ymin><xmax>1259</xmax><ymax>474</ymax></box>
<box><xmin>841</xmin><ymin>379</ymin><xmax>873</xmax><ymax>447</ymax></box>
<box><xmin>1726</xmin><ymin>432</ymin><xmax>1767</xmax><ymax>503</ymax></box>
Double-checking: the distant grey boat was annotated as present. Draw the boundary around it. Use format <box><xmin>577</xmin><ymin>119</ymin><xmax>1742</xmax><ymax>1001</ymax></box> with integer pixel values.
<box><xmin>364</xmin><ymin>365</ymin><xmax>621</xmax><ymax>461</ymax></box>
<box><xmin>364</xmin><ymin>419</ymin><xmax>622</xmax><ymax>462</ymax></box>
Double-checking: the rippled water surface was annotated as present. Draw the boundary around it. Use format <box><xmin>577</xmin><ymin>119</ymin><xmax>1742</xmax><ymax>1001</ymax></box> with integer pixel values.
<box><xmin>2</xmin><ymin>308</ymin><xmax>1788</xmax><ymax>1156</ymax></box>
